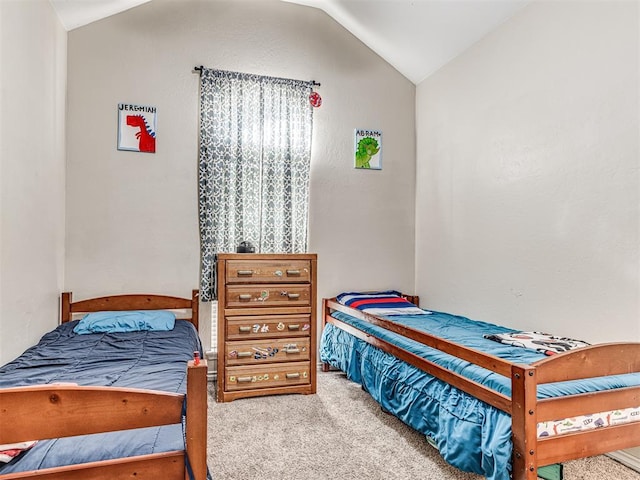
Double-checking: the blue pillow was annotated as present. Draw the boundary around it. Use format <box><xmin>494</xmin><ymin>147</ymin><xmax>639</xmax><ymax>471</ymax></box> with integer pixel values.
<box><xmin>73</xmin><ymin>310</ymin><xmax>176</xmax><ymax>334</ymax></box>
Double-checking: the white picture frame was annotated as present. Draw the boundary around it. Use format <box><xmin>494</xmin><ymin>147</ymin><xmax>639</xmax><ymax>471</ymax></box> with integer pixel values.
<box><xmin>117</xmin><ymin>103</ymin><xmax>157</xmax><ymax>153</ymax></box>
<box><xmin>354</xmin><ymin>129</ymin><xmax>382</xmax><ymax>170</ymax></box>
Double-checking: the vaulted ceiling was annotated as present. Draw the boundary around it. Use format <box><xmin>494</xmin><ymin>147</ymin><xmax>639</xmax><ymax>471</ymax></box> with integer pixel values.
<box><xmin>49</xmin><ymin>0</ymin><xmax>151</xmax><ymax>30</ymax></box>
<box><xmin>284</xmin><ymin>0</ymin><xmax>528</xmax><ymax>83</ymax></box>
<box><xmin>49</xmin><ymin>0</ymin><xmax>529</xmax><ymax>84</ymax></box>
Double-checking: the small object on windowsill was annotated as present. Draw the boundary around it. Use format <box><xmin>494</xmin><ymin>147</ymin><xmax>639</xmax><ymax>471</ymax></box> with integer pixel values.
<box><xmin>193</xmin><ymin>351</ymin><xmax>201</xmax><ymax>366</ymax></box>
<box><xmin>236</xmin><ymin>241</ymin><xmax>255</xmax><ymax>253</ymax></box>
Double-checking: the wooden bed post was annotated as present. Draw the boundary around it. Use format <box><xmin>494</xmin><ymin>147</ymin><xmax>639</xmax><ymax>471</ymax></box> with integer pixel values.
<box><xmin>61</xmin><ymin>292</ymin><xmax>72</xmax><ymax>323</ymax></box>
<box><xmin>511</xmin><ymin>364</ymin><xmax>538</xmax><ymax>480</ymax></box>
<box><xmin>191</xmin><ymin>290</ymin><xmax>200</xmax><ymax>330</ymax></box>
<box><xmin>186</xmin><ymin>359</ymin><xmax>208</xmax><ymax>480</ymax></box>
<box><xmin>402</xmin><ymin>294</ymin><xmax>420</xmax><ymax>307</ymax></box>
<box><xmin>321</xmin><ymin>298</ymin><xmax>331</xmax><ymax>372</ymax></box>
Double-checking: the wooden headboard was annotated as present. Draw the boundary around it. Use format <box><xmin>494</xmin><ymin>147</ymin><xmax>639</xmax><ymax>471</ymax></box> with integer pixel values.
<box><xmin>61</xmin><ymin>290</ymin><xmax>200</xmax><ymax>329</ymax></box>
<box><xmin>401</xmin><ymin>294</ymin><xmax>420</xmax><ymax>307</ymax></box>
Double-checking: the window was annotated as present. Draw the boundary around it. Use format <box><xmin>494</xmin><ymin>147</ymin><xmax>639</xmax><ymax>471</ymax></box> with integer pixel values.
<box><xmin>197</xmin><ymin>68</ymin><xmax>315</xmax><ymax>360</ymax></box>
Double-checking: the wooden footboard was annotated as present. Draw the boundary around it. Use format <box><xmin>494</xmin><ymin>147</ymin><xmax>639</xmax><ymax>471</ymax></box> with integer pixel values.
<box><xmin>511</xmin><ymin>343</ymin><xmax>640</xmax><ymax>479</ymax></box>
<box><xmin>0</xmin><ymin>359</ymin><xmax>207</xmax><ymax>480</ymax></box>
<box><xmin>322</xmin><ymin>295</ymin><xmax>640</xmax><ymax>480</ymax></box>
<box><xmin>0</xmin><ymin>290</ymin><xmax>208</xmax><ymax>480</ymax></box>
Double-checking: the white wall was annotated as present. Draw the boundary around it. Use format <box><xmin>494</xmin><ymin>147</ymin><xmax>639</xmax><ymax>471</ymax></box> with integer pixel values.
<box><xmin>0</xmin><ymin>0</ymin><xmax>67</xmax><ymax>365</ymax></box>
<box><xmin>64</xmin><ymin>0</ymin><xmax>416</xmax><ymax>347</ymax></box>
<box><xmin>415</xmin><ymin>0</ymin><xmax>639</xmax><ymax>343</ymax></box>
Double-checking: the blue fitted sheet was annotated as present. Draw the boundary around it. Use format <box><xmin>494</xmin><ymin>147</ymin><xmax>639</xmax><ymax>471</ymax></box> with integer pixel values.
<box><xmin>319</xmin><ymin>309</ymin><xmax>640</xmax><ymax>480</ymax></box>
<box><xmin>0</xmin><ymin>319</ymin><xmax>204</xmax><ymax>475</ymax></box>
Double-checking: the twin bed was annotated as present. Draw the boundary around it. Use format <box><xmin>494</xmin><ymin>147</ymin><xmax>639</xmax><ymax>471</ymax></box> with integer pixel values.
<box><xmin>0</xmin><ymin>290</ymin><xmax>209</xmax><ymax>480</ymax></box>
<box><xmin>320</xmin><ymin>291</ymin><xmax>640</xmax><ymax>480</ymax></box>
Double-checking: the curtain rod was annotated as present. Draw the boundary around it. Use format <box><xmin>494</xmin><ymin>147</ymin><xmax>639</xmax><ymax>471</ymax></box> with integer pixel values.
<box><xmin>193</xmin><ymin>65</ymin><xmax>320</xmax><ymax>87</ymax></box>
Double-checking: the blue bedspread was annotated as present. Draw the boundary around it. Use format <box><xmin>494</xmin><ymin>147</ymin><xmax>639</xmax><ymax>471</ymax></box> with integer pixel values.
<box><xmin>320</xmin><ymin>309</ymin><xmax>640</xmax><ymax>480</ymax></box>
<box><xmin>0</xmin><ymin>319</ymin><xmax>203</xmax><ymax>475</ymax></box>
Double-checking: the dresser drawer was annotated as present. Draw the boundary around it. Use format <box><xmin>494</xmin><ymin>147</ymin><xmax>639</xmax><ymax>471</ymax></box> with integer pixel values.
<box><xmin>226</xmin><ymin>259</ymin><xmax>311</xmax><ymax>284</ymax></box>
<box><xmin>225</xmin><ymin>284</ymin><xmax>310</xmax><ymax>308</ymax></box>
<box><xmin>225</xmin><ymin>362</ymin><xmax>310</xmax><ymax>391</ymax></box>
<box><xmin>225</xmin><ymin>338</ymin><xmax>310</xmax><ymax>366</ymax></box>
<box><xmin>226</xmin><ymin>315</ymin><xmax>311</xmax><ymax>340</ymax></box>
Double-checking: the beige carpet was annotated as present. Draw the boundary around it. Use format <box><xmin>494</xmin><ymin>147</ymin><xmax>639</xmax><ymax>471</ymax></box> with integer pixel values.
<box><xmin>207</xmin><ymin>371</ymin><xmax>640</xmax><ymax>480</ymax></box>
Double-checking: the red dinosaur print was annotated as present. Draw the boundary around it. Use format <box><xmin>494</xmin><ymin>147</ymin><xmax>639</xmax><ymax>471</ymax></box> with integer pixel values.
<box><xmin>126</xmin><ymin>114</ymin><xmax>156</xmax><ymax>153</ymax></box>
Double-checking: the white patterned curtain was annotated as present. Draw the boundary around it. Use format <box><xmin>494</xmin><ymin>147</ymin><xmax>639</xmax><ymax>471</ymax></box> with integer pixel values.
<box><xmin>198</xmin><ymin>68</ymin><xmax>314</xmax><ymax>301</ymax></box>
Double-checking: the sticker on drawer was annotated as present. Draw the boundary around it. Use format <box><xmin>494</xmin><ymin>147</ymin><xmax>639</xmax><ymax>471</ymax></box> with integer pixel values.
<box><xmin>228</xmin><ymin>347</ymin><xmax>280</xmax><ymax>360</ymax></box>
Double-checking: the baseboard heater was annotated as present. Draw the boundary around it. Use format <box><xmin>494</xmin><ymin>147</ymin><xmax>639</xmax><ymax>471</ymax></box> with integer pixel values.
<box><xmin>205</xmin><ymin>350</ymin><xmax>217</xmax><ymax>382</ymax></box>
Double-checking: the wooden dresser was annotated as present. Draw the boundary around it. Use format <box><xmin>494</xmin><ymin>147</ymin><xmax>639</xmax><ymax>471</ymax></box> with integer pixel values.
<box><xmin>216</xmin><ymin>253</ymin><xmax>317</xmax><ymax>402</ymax></box>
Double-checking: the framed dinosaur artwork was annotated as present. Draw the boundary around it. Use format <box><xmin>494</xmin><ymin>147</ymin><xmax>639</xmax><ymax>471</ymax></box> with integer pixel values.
<box><xmin>117</xmin><ymin>103</ymin><xmax>157</xmax><ymax>153</ymax></box>
<box><xmin>354</xmin><ymin>128</ymin><xmax>382</xmax><ymax>170</ymax></box>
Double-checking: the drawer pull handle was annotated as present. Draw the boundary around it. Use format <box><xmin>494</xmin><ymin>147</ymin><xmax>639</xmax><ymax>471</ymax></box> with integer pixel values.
<box><xmin>239</xmin><ymin>294</ymin><xmax>252</xmax><ymax>301</ymax></box>
<box><xmin>286</xmin><ymin>372</ymin><xmax>300</xmax><ymax>379</ymax></box>
<box><xmin>237</xmin><ymin>376</ymin><xmax>253</xmax><ymax>383</ymax></box>
<box><xmin>286</xmin><ymin>269</ymin><xmax>301</xmax><ymax>276</ymax></box>
<box><xmin>237</xmin><ymin>270</ymin><xmax>254</xmax><ymax>276</ymax></box>
<box><xmin>288</xmin><ymin>324</ymin><xmax>300</xmax><ymax>330</ymax></box>
<box><xmin>237</xmin><ymin>352</ymin><xmax>252</xmax><ymax>358</ymax></box>
<box><xmin>238</xmin><ymin>326</ymin><xmax>251</xmax><ymax>333</ymax></box>
<box><xmin>285</xmin><ymin>348</ymin><xmax>300</xmax><ymax>354</ymax></box>
<box><xmin>287</xmin><ymin>293</ymin><xmax>300</xmax><ymax>299</ymax></box>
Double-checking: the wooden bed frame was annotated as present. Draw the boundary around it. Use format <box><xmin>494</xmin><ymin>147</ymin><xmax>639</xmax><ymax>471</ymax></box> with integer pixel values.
<box><xmin>0</xmin><ymin>290</ymin><xmax>208</xmax><ymax>480</ymax></box>
<box><xmin>322</xmin><ymin>295</ymin><xmax>640</xmax><ymax>480</ymax></box>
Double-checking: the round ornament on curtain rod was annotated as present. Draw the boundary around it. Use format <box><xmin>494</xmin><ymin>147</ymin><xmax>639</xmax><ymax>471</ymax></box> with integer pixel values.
<box><xmin>309</xmin><ymin>90</ymin><xmax>322</xmax><ymax>108</ymax></box>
